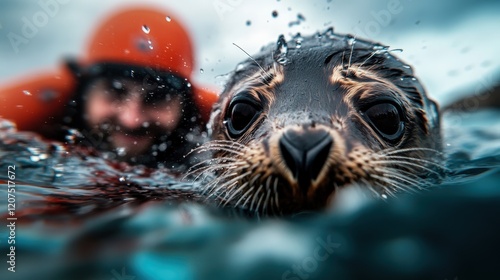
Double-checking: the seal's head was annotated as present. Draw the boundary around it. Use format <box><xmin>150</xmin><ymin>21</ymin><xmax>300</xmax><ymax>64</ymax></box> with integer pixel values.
<box><xmin>200</xmin><ymin>29</ymin><xmax>443</xmax><ymax>215</ymax></box>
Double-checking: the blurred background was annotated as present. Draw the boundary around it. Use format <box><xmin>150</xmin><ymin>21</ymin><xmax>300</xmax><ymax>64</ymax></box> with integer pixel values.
<box><xmin>0</xmin><ymin>0</ymin><xmax>499</xmax><ymax>105</ymax></box>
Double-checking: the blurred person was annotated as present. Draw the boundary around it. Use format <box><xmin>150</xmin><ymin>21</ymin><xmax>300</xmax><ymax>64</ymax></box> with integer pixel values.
<box><xmin>0</xmin><ymin>6</ymin><xmax>218</xmax><ymax>170</ymax></box>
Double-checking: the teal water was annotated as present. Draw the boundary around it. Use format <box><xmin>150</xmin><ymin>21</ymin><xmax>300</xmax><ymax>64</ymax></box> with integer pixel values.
<box><xmin>0</xmin><ymin>109</ymin><xmax>500</xmax><ymax>280</ymax></box>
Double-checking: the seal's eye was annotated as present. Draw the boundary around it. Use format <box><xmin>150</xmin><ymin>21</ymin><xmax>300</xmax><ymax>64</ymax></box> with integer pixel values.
<box><xmin>364</xmin><ymin>103</ymin><xmax>404</xmax><ymax>142</ymax></box>
<box><xmin>226</xmin><ymin>101</ymin><xmax>260</xmax><ymax>138</ymax></box>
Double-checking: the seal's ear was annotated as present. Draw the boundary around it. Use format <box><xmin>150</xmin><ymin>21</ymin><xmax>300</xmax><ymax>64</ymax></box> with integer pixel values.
<box><xmin>426</xmin><ymin>98</ymin><xmax>441</xmax><ymax>131</ymax></box>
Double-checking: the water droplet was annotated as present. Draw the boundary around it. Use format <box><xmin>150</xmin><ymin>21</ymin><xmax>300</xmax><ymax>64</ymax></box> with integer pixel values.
<box><xmin>116</xmin><ymin>147</ymin><xmax>126</xmax><ymax>156</ymax></box>
<box><xmin>119</xmin><ymin>176</ymin><xmax>126</xmax><ymax>182</ymax></box>
<box><xmin>166</xmin><ymin>16</ymin><xmax>171</xmax><ymax>22</ymax></box>
<box><xmin>130</xmin><ymin>70</ymin><xmax>135</xmax><ymax>77</ymax></box>
<box><xmin>347</xmin><ymin>36</ymin><xmax>356</xmax><ymax>46</ymax></box>
<box><xmin>0</xmin><ymin>119</ymin><xmax>17</xmax><ymax>133</ymax></box>
<box><xmin>272</xmin><ymin>11</ymin><xmax>278</xmax><ymax>18</ymax></box>
<box><xmin>112</xmin><ymin>80</ymin><xmax>123</xmax><ymax>89</ymax></box>
<box><xmin>158</xmin><ymin>143</ymin><xmax>167</xmax><ymax>152</ymax></box>
<box><xmin>186</xmin><ymin>82</ymin><xmax>192</xmax><ymax>88</ymax></box>
<box><xmin>142</xmin><ymin>25</ymin><xmax>150</xmax><ymax>34</ymax></box>
<box><xmin>274</xmin><ymin>34</ymin><xmax>288</xmax><ymax>64</ymax></box>
<box><xmin>402</xmin><ymin>65</ymin><xmax>411</xmax><ymax>69</ymax></box>
<box><xmin>381</xmin><ymin>194</ymin><xmax>388</xmax><ymax>199</ymax></box>
<box><xmin>142</xmin><ymin>122</ymin><xmax>150</xmax><ymax>128</ymax></box>
<box><xmin>22</xmin><ymin>90</ymin><xmax>31</xmax><ymax>96</ymax></box>
<box><xmin>199</xmin><ymin>68</ymin><xmax>204</xmax><ymax>74</ymax></box>
<box><xmin>235</xmin><ymin>63</ymin><xmax>246</xmax><ymax>71</ymax></box>
<box><xmin>297</xmin><ymin>13</ymin><xmax>305</xmax><ymax>21</ymax></box>
<box><xmin>246</xmin><ymin>20</ymin><xmax>251</xmax><ymax>26</ymax></box>
<box><xmin>323</xmin><ymin>27</ymin><xmax>334</xmax><ymax>37</ymax></box>
<box><xmin>293</xmin><ymin>33</ymin><xmax>303</xmax><ymax>48</ymax></box>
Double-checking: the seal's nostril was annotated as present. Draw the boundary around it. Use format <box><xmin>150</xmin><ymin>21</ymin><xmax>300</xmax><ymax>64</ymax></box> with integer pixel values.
<box><xmin>306</xmin><ymin>135</ymin><xmax>332</xmax><ymax>181</ymax></box>
<box><xmin>279</xmin><ymin>128</ymin><xmax>333</xmax><ymax>191</ymax></box>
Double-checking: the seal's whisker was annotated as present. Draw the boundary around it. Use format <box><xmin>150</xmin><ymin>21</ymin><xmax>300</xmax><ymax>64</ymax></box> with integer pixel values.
<box><xmin>222</xmin><ymin>182</ymin><xmax>249</xmax><ymax>207</ymax></box>
<box><xmin>235</xmin><ymin>186</ymin><xmax>254</xmax><ymax>209</ymax></box>
<box><xmin>232</xmin><ymin>42</ymin><xmax>268</xmax><ymax>81</ymax></box>
<box><xmin>371</xmin><ymin>174</ymin><xmax>414</xmax><ymax>194</ymax></box>
<box><xmin>186</xmin><ymin>160</ymin><xmax>244</xmax><ymax>178</ymax></box>
<box><xmin>242</xmin><ymin>186</ymin><xmax>257</xmax><ymax>209</ymax></box>
<box><xmin>376</xmin><ymin>182</ymin><xmax>397</xmax><ymax>197</ymax></box>
<box><xmin>347</xmin><ymin>37</ymin><xmax>356</xmax><ymax>74</ymax></box>
<box><xmin>360</xmin><ymin>178</ymin><xmax>382</xmax><ymax>196</ymax></box>
<box><xmin>188</xmin><ymin>164</ymin><xmax>239</xmax><ymax>184</ymax></box>
<box><xmin>372</xmin><ymin>160</ymin><xmax>443</xmax><ymax>178</ymax></box>
<box><xmin>341</xmin><ymin>50</ymin><xmax>346</xmax><ymax>72</ymax></box>
<box><xmin>202</xmin><ymin>168</ymin><xmax>242</xmax><ymax>196</ymax></box>
<box><xmin>215</xmin><ymin>171</ymin><xmax>252</xmax><ymax>196</ymax></box>
<box><xmin>205</xmin><ymin>139</ymin><xmax>248</xmax><ymax>149</ymax></box>
<box><xmin>200</xmin><ymin>140</ymin><xmax>248</xmax><ymax>150</ymax></box>
<box><xmin>250</xmin><ymin>184</ymin><xmax>264</xmax><ymax>212</ymax></box>
<box><xmin>356</xmin><ymin>50</ymin><xmax>382</xmax><ymax>74</ymax></box>
<box><xmin>382</xmin><ymin>166</ymin><xmax>428</xmax><ymax>182</ymax></box>
<box><xmin>248</xmin><ymin>173</ymin><xmax>262</xmax><ymax>187</ymax></box>
<box><xmin>255</xmin><ymin>189</ymin><xmax>265</xmax><ymax>214</ymax></box>
<box><xmin>262</xmin><ymin>186</ymin><xmax>272</xmax><ymax>215</ymax></box>
<box><xmin>192</xmin><ymin>146</ymin><xmax>246</xmax><ymax>157</ymax></box>
<box><xmin>381</xmin><ymin>147</ymin><xmax>443</xmax><ymax>156</ymax></box>
<box><xmin>186</xmin><ymin>157</ymin><xmax>229</xmax><ymax>174</ymax></box>
<box><xmin>382</xmin><ymin>155</ymin><xmax>449</xmax><ymax>173</ymax></box>
<box><xmin>376</xmin><ymin>169</ymin><xmax>424</xmax><ymax>191</ymax></box>
<box><xmin>273</xmin><ymin>177</ymin><xmax>280</xmax><ymax>210</ymax></box>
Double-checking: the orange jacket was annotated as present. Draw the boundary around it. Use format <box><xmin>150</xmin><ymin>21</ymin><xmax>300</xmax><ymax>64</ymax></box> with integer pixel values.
<box><xmin>0</xmin><ymin>63</ymin><xmax>76</xmax><ymax>133</ymax></box>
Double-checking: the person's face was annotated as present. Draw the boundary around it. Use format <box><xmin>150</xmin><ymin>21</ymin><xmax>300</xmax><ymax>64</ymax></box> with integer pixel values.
<box><xmin>83</xmin><ymin>76</ymin><xmax>184</xmax><ymax>159</ymax></box>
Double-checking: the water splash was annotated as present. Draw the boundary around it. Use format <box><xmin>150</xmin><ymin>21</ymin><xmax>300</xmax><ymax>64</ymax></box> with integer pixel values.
<box><xmin>372</xmin><ymin>44</ymin><xmax>390</xmax><ymax>51</ymax></box>
<box><xmin>274</xmin><ymin>34</ymin><xmax>288</xmax><ymax>65</ymax></box>
<box><xmin>116</xmin><ymin>147</ymin><xmax>126</xmax><ymax>157</ymax></box>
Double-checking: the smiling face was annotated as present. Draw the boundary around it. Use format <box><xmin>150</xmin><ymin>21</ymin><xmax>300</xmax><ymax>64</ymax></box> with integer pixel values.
<box><xmin>83</xmin><ymin>76</ymin><xmax>184</xmax><ymax>160</ymax></box>
<box><xmin>201</xmin><ymin>32</ymin><xmax>443</xmax><ymax>215</ymax></box>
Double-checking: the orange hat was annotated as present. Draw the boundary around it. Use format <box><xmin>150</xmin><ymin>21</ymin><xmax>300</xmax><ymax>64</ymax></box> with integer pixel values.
<box><xmin>83</xmin><ymin>5</ymin><xmax>218</xmax><ymax>121</ymax></box>
<box><xmin>83</xmin><ymin>6</ymin><xmax>194</xmax><ymax>79</ymax></box>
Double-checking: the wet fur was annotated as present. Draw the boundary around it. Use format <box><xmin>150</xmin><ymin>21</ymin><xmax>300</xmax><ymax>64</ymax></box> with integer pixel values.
<box><xmin>192</xmin><ymin>30</ymin><xmax>445</xmax><ymax>216</ymax></box>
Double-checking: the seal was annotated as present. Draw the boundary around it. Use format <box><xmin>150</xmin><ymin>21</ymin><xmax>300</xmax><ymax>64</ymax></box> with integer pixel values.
<box><xmin>193</xmin><ymin>29</ymin><xmax>444</xmax><ymax>215</ymax></box>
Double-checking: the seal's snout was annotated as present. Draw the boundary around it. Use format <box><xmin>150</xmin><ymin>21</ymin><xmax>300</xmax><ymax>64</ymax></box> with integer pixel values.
<box><xmin>279</xmin><ymin>127</ymin><xmax>332</xmax><ymax>190</ymax></box>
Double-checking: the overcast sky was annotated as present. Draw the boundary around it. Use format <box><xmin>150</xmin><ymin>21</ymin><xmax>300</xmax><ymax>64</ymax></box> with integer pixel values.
<box><xmin>0</xmin><ymin>0</ymin><xmax>499</xmax><ymax>105</ymax></box>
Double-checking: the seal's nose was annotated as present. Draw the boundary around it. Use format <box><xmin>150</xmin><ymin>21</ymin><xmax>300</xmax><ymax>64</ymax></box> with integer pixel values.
<box><xmin>279</xmin><ymin>127</ymin><xmax>332</xmax><ymax>191</ymax></box>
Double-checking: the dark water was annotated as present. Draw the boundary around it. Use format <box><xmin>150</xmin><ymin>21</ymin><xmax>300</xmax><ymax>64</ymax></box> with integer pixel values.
<box><xmin>1</xmin><ymin>108</ymin><xmax>500</xmax><ymax>280</ymax></box>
